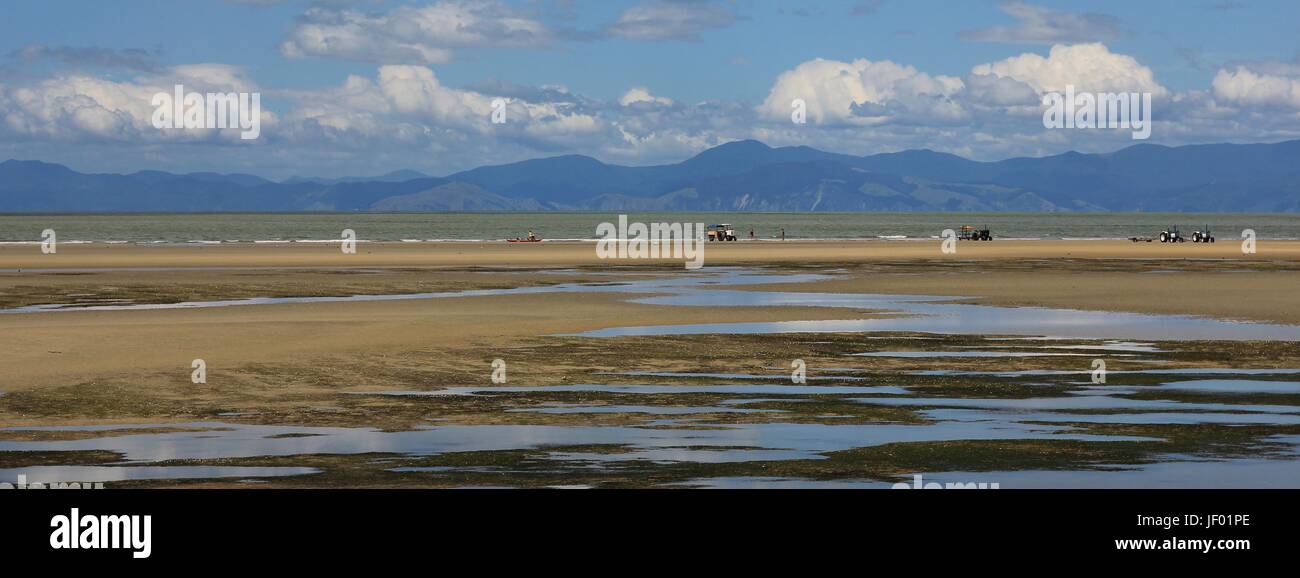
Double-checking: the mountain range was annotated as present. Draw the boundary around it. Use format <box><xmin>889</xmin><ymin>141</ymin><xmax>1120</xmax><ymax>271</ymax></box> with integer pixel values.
<box><xmin>4</xmin><ymin>139</ymin><xmax>1300</xmax><ymax>212</ymax></box>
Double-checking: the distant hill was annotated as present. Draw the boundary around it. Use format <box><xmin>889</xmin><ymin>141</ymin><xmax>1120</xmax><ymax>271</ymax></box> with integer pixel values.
<box><xmin>281</xmin><ymin>169</ymin><xmax>431</xmax><ymax>186</ymax></box>
<box><xmin>4</xmin><ymin>139</ymin><xmax>1300</xmax><ymax>212</ymax></box>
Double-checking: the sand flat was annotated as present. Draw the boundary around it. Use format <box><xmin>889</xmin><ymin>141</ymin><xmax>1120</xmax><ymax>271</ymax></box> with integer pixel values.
<box><xmin>2</xmin><ymin>239</ymin><xmax>1298</xmax><ymax>428</ymax></box>
<box><xmin>3</xmin><ymin>240</ymin><xmax>1300</xmax><ymax>488</ymax></box>
<box><xmin>3</xmin><ymin>240</ymin><xmax>1299</xmax><ymax>391</ymax></box>
<box><xmin>0</xmin><ymin>289</ymin><xmax>862</xmax><ymax>392</ymax></box>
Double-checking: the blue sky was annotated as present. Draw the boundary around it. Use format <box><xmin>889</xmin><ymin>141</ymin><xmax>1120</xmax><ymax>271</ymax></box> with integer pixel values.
<box><xmin>2</xmin><ymin>0</ymin><xmax>1298</xmax><ymax>178</ymax></box>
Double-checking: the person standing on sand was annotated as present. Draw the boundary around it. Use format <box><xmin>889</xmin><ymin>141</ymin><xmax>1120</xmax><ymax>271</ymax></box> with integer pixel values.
<box><xmin>749</xmin><ymin>227</ymin><xmax>755</xmax><ymax>240</ymax></box>
<box><xmin>780</xmin><ymin>228</ymin><xmax>785</xmax><ymax>241</ymax></box>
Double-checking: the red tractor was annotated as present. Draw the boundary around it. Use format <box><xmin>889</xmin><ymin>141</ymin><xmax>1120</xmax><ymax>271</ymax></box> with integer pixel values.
<box><xmin>957</xmin><ymin>225</ymin><xmax>992</xmax><ymax>241</ymax></box>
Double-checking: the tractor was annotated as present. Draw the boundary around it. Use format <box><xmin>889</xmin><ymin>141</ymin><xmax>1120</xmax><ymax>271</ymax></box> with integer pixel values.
<box><xmin>1191</xmin><ymin>226</ymin><xmax>1215</xmax><ymax>243</ymax></box>
<box><xmin>957</xmin><ymin>225</ymin><xmax>993</xmax><ymax>241</ymax></box>
<box><xmin>707</xmin><ymin>224</ymin><xmax>738</xmax><ymax>241</ymax></box>
<box><xmin>1159</xmin><ymin>226</ymin><xmax>1185</xmax><ymax>243</ymax></box>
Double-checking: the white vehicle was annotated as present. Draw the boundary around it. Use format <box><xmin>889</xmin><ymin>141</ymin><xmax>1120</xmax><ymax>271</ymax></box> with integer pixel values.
<box><xmin>1191</xmin><ymin>226</ymin><xmax>1215</xmax><ymax>243</ymax></box>
<box><xmin>1159</xmin><ymin>226</ymin><xmax>1184</xmax><ymax>243</ymax></box>
<box><xmin>707</xmin><ymin>224</ymin><xmax>737</xmax><ymax>241</ymax></box>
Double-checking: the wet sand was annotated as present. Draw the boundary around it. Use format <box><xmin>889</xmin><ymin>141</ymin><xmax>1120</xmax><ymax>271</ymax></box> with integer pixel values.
<box><xmin>5</xmin><ymin>239</ymin><xmax>1298</xmax><ymax>321</ymax></box>
<box><xmin>745</xmin><ymin>261</ymin><xmax>1300</xmax><ymax>325</ymax></box>
<box><xmin>3</xmin><ymin>240</ymin><xmax>1298</xmax><ymax>394</ymax></box>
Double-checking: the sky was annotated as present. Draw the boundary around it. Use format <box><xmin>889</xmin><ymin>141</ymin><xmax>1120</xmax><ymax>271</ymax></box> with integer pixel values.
<box><xmin>1</xmin><ymin>0</ymin><xmax>1298</xmax><ymax>178</ymax></box>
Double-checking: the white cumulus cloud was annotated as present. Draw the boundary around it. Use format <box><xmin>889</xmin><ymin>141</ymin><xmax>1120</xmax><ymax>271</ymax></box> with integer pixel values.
<box><xmin>971</xmin><ymin>43</ymin><xmax>1166</xmax><ymax>96</ymax></box>
<box><xmin>0</xmin><ymin>65</ymin><xmax>264</xmax><ymax>142</ymax></box>
<box><xmin>1213</xmin><ymin>65</ymin><xmax>1300</xmax><ymax>109</ymax></box>
<box><xmin>758</xmin><ymin>57</ymin><xmax>964</xmax><ymax>125</ymax></box>
<box><xmin>619</xmin><ymin>87</ymin><xmax>674</xmax><ymax>107</ymax></box>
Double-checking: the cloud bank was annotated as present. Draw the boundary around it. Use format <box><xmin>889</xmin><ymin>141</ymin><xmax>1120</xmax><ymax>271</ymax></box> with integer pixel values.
<box><xmin>4</xmin><ymin>37</ymin><xmax>1300</xmax><ymax>177</ymax></box>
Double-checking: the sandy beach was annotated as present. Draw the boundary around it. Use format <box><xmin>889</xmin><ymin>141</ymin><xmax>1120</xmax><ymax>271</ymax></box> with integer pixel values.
<box><xmin>4</xmin><ymin>238</ymin><xmax>1299</xmax><ymax>270</ymax></box>
<box><xmin>3</xmin><ymin>239</ymin><xmax>1299</xmax><ymax>487</ymax></box>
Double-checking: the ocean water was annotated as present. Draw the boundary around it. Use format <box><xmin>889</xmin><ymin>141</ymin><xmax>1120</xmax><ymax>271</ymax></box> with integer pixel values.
<box><xmin>0</xmin><ymin>212</ymin><xmax>1297</xmax><ymax>243</ymax></box>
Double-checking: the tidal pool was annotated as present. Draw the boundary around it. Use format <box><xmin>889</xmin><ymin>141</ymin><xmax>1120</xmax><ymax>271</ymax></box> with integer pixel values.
<box><xmin>852</xmin><ymin>351</ymin><xmax>1093</xmax><ymax>358</ymax></box>
<box><xmin>350</xmin><ymin>383</ymin><xmax>912</xmax><ymax>396</ymax></box>
<box><xmin>12</xmin><ymin>266</ymin><xmax>1299</xmax><ymax>342</ymax></box>
<box><xmin>851</xmin><ymin>395</ymin><xmax>1300</xmax><ymax>418</ymax></box>
<box><xmin>508</xmin><ymin>403</ymin><xmax>780</xmax><ymax>415</ymax></box>
<box><xmin>896</xmin><ymin>452</ymin><xmax>1300</xmax><ymax>489</ymax></box>
<box><xmin>680</xmin><ymin>456</ymin><xmax>1300</xmax><ymax>489</ymax></box>
<box><xmin>601</xmin><ymin>371</ymin><xmax>865</xmax><ymax>381</ymax></box>
<box><xmin>0</xmin><ymin>465</ymin><xmax>319</xmax><ymax>484</ymax></box>
<box><xmin>575</xmin><ymin>303</ymin><xmax>1300</xmax><ymax>341</ymax></box>
<box><xmin>1155</xmin><ymin>379</ymin><xmax>1300</xmax><ymax>394</ymax></box>
<box><xmin>913</xmin><ymin>368</ymin><xmax>1300</xmax><ymax>377</ymax></box>
<box><xmin>0</xmin><ymin>268</ymin><xmax>832</xmax><ymax>314</ymax></box>
<box><xmin>0</xmin><ymin>417</ymin><xmax>1151</xmax><ymax>474</ymax></box>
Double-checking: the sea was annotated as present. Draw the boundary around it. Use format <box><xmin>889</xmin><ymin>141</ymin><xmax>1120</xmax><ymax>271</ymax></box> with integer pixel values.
<box><xmin>1</xmin><ymin>212</ymin><xmax>1297</xmax><ymax>244</ymax></box>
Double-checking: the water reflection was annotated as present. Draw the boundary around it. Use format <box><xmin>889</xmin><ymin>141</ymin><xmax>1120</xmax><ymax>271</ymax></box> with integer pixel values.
<box><xmin>0</xmin><ymin>465</ymin><xmax>318</xmax><ymax>483</ymax></box>
<box><xmin>0</xmin><ymin>418</ymin><xmax>1150</xmax><ymax>467</ymax></box>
